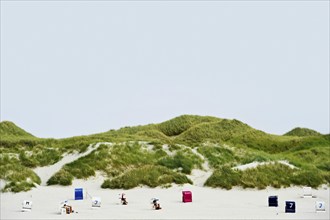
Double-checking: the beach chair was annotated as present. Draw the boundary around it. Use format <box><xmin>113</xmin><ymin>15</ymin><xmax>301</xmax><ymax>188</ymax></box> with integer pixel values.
<box><xmin>22</xmin><ymin>200</ymin><xmax>32</xmax><ymax>212</ymax></box>
<box><xmin>285</xmin><ymin>201</ymin><xmax>296</xmax><ymax>213</ymax></box>
<box><xmin>182</xmin><ymin>191</ymin><xmax>192</xmax><ymax>203</ymax></box>
<box><xmin>59</xmin><ymin>201</ymin><xmax>68</xmax><ymax>214</ymax></box>
<box><xmin>92</xmin><ymin>197</ymin><xmax>101</xmax><ymax>207</ymax></box>
<box><xmin>59</xmin><ymin>201</ymin><xmax>74</xmax><ymax>214</ymax></box>
<box><xmin>75</xmin><ymin>188</ymin><xmax>84</xmax><ymax>200</ymax></box>
<box><xmin>65</xmin><ymin>206</ymin><xmax>71</xmax><ymax>214</ymax></box>
<box><xmin>315</xmin><ymin>201</ymin><xmax>325</xmax><ymax>212</ymax></box>
<box><xmin>268</xmin><ymin>196</ymin><xmax>278</xmax><ymax>207</ymax></box>
<box><xmin>60</xmin><ymin>207</ymin><xmax>66</xmax><ymax>215</ymax></box>
<box><xmin>63</xmin><ymin>204</ymin><xmax>74</xmax><ymax>214</ymax></box>
<box><xmin>302</xmin><ymin>187</ymin><xmax>312</xmax><ymax>198</ymax></box>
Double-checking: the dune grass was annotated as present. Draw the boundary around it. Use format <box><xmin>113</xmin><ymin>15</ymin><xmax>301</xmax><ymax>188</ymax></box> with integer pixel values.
<box><xmin>19</xmin><ymin>147</ymin><xmax>62</xmax><ymax>168</ymax></box>
<box><xmin>101</xmin><ymin>165</ymin><xmax>192</xmax><ymax>189</ymax></box>
<box><xmin>197</xmin><ymin>144</ymin><xmax>273</xmax><ymax>169</ymax></box>
<box><xmin>47</xmin><ymin>142</ymin><xmax>202</xmax><ymax>187</ymax></box>
<box><xmin>204</xmin><ymin>166</ymin><xmax>241</xmax><ymax>190</ymax></box>
<box><xmin>205</xmin><ymin>163</ymin><xmax>328</xmax><ymax>190</ymax></box>
<box><xmin>197</xmin><ymin>145</ymin><xmax>237</xmax><ymax>168</ymax></box>
<box><xmin>0</xmin><ymin>121</ymin><xmax>35</xmax><ymax>139</ymax></box>
<box><xmin>157</xmin><ymin>115</ymin><xmax>221</xmax><ymax>136</ymax></box>
<box><xmin>276</xmin><ymin>146</ymin><xmax>330</xmax><ymax>173</ymax></box>
<box><xmin>157</xmin><ymin>150</ymin><xmax>202</xmax><ymax>174</ymax></box>
<box><xmin>47</xmin><ymin>169</ymin><xmax>74</xmax><ymax>186</ymax></box>
<box><xmin>0</xmin><ymin>155</ymin><xmax>41</xmax><ymax>192</ymax></box>
<box><xmin>284</xmin><ymin>127</ymin><xmax>321</xmax><ymax>137</ymax></box>
<box><xmin>1</xmin><ymin>115</ymin><xmax>329</xmax><ymax>192</ymax></box>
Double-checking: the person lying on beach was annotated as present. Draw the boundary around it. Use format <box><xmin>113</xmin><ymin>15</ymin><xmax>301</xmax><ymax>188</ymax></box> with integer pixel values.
<box><xmin>120</xmin><ymin>193</ymin><xmax>128</xmax><ymax>205</ymax></box>
<box><xmin>152</xmin><ymin>198</ymin><xmax>162</xmax><ymax>210</ymax></box>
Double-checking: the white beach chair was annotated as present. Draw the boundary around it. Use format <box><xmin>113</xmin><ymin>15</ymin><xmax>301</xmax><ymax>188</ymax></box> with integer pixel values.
<box><xmin>21</xmin><ymin>200</ymin><xmax>32</xmax><ymax>212</ymax></box>
<box><xmin>92</xmin><ymin>197</ymin><xmax>101</xmax><ymax>207</ymax></box>
<box><xmin>60</xmin><ymin>207</ymin><xmax>66</xmax><ymax>215</ymax></box>
<box><xmin>59</xmin><ymin>201</ymin><xmax>68</xmax><ymax>214</ymax></box>
<box><xmin>315</xmin><ymin>201</ymin><xmax>326</xmax><ymax>212</ymax></box>
<box><xmin>302</xmin><ymin>187</ymin><xmax>312</xmax><ymax>198</ymax></box>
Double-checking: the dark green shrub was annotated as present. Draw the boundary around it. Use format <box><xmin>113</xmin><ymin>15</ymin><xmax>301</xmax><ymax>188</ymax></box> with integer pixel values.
<box><xmin>198</xmin><ymin>146</ymin><xmax>236</xmax><ymax>168</ymax></box>
<box><xmin>101</xmin><ymin>165</ymin><xmax>192</xmax><ymax>189</ymax></box>
<box><xmin>47</xmin><ymin>169</ymin><xmax>74</xmax><ymax>186</ymax></box>
<box><xmin>67</xmin><ymin>163</ymin><xmax>95</xmax><ymax>179</ymax></box>
<box><xmin>157</xmin><ymin>152</ymin><xmax>197</xmax><ymax>174</ymax></box>
<box><xmin>240</xmin><ymin>163</ymin><xmax>294</xmax><ymax>189</ymax></box>
<box><xmin>316</xmin><ymin>162</ymin><xmax>330</xmax><ymax>171</ymax></box>
<box><xmin>35</xmin><ymin>148</ymin><xmax>62</xmax><ymax>166</ymax></box>
<box><xmin>290</xmin><ymin>169</ymin><xmax>325</xmax><ymax>188</ymax></box>
<box><xmin>154</xmin><ymin>149</ymin><xmax>167</xmax><ymax>158</ymax></box>
<box><xmin>205</xmin><ymin>166</ymin><xmax>241</xmax><ymax>189</ymax></box>
<box><xmin>3</xmin><ymin>181</ymin><xmax>36</xmax><ymax>193</ymax></box>
<box><xmin>158</xmin><ymin>115</ymin><xmax>219</xmax><ymax>136</ymax></box>
<box><xmin>19</xmin><ymin>151</ymin><xmax>38</xmax><ymax>168</ymax></box>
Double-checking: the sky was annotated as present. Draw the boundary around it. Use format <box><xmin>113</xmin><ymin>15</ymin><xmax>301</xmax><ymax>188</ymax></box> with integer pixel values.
<box><xmin>1</xmin><ymin>1</ymin><xmax>329</xmax><ymax>138</ymax></box>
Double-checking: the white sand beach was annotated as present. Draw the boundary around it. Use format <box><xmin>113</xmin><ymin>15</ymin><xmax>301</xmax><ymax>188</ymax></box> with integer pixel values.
<box><xmin>1</xmin><ymin>178</ymin><xmax>329</xmax><ymax>220</ymax></box>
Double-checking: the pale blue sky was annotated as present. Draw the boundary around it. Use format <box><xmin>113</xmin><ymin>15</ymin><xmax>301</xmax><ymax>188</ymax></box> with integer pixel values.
<box><xmin>1</xmin><ymin>1</ymin><xmax>329</xmax><ymax>138</ymax></box>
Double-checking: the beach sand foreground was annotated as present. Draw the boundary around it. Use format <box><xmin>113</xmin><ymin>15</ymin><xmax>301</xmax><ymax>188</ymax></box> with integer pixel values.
<box><xmin>0</xmin><ymin>177</ymin><xmax>329</xmax><ymax>220</ymax></box>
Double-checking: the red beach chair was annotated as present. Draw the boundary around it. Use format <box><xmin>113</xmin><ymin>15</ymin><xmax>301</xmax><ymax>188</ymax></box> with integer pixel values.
<box><xmin>182</xmin><ymin>191</ymin><xmax>192</xmax><ymax>203</ymax></box>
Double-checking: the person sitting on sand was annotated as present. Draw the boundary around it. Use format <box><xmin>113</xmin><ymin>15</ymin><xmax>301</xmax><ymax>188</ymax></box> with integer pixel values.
<box><xmin>152</xmin><ymin>198</ymin><xmax>162</xmax><ymax>210</ymax></box>
<box><xmin>121</xmin><ymin>193</ymin><xmax>128</xmax><ymax>205</ymax></box>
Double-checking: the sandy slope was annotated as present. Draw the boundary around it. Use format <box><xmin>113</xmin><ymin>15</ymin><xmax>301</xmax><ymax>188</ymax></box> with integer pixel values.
<box><xmin>33</xmin><ymin>143</ymin><xmax>107</xmax><ymax>185</ymax></box>
<box><xmin>233</xmin><ymin>160</ymin><xmax>297</xmax><ymax>171</ymax></box>
<box><xmin>188</xmin><ymin>147</ymin><xmax>213</xmax><ymax>187</ymax></box>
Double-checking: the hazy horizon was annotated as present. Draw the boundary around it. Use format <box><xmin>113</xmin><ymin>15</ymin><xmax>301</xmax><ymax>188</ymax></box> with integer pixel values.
<box><xmin>1</xmin><ymin>1</ymin><xmax>329</xmax><ymax>138</ymax></box>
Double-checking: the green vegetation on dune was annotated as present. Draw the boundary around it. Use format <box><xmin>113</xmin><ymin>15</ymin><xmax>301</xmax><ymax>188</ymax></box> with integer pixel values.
<box><xmin>204</xmin><ymin>166</ymin><xmax>241</xmax><ymax>190</ymax></box>
<box><xmin>174</xmin><ymin>119</ymin><xmax>292</xmax><ymax>153</ymax></box>
<box><xmin>46</xmin><ymin>169</ymin><xmax>73</xmax><ymax>186</ymax></box>
<box><xmin>0</xmin><ymin>121</ymin><xmax>35</xmax><ymax>139</ymax></box>
<box><xmin>197</xmin><ymin>145</ymin><xmax>238</xmax><ymax>168</ymax></box>
<box><xmin>175</xmin><ymin>119</ymin><xmax>250</xmax><ymax>144</ymax></box>
<box><xmin>284</xmin><ymin>127</ymin><xmax>322</xmax><ymax>137</ymax></box>
<box><xmin>157</xmin><ymin>149</ymin><xmax>203</xmax><ymax>174</ymax></box>
<box><xmin>157</xmin><ymin>115</ymin><xmax>221</xmax><ymax>136</ymax></box>
<box><xmin>0</xmin><ymin>155</ymin><xmax>41</xmax><ymax>192</ymax></box>
<box><xmin>47</xmin><ymin>142</ymin><xmax>202</xmax><ymax>187</ymax></box>
<box><xmin>19</xmin><ymin>147</ymin><xmax>62</xmax><ymax>168</ymax></box>
<box><xmin>0</xmin><ymin>122</ymin><xmax>99</xmax><ymax>192</ymax></box>
<box><xmin>205</xmin><ymin>163</ymin><xmax>328</xmax><ymax>190</ymax></box>
<box><xmin>176</xmin><ymin>119</ymin><xmax>329</xmax><ymax>154</ymax></box>
<box><xmin>281</xmin><ymin>145</ymin><xmax>330</xmax><ymax>170</ymax></box>
<box><xmin>101</xmin><ymin>165</ymin><xmax>192</xmax><ymax>189</ymax></box>
<box><xmin>1</xmin><ymin>115</ymin><xmax>329</xmax><ymax>192</ymax></box>
<box><xmin>89</xmin><ymin>124</ymin><xmax>172</xmax><ymax>145</ymax></box>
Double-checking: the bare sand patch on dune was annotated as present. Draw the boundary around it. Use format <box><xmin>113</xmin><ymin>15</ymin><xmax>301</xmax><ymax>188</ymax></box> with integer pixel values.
<box><xmin>33</xmin><ymin>143</ymin><xmax>110</xmax><ymax>186</ymax></box>
<box><xmin>233</xmin><ymin>160</ymin><xmax>297</xmax><ymax>171</ymax></box>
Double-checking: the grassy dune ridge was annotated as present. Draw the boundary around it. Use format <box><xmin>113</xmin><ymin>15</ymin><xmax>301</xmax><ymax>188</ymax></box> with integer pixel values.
<box><xmin>284</xmin><ymin>127</ymin><xmax>322</xmax><ymax>137</ymax></box>
<box><xmin>0</xmin><ymin>115</ymin><xmax>329</xmax><ymax>192</ymax></box>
